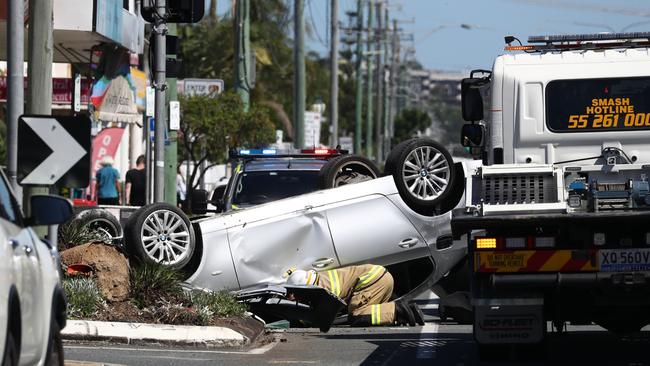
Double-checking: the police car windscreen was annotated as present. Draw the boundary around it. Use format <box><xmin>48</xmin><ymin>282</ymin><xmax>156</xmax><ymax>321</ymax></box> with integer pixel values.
<box><xmin>232</xmin><ymin>171</ymin><xmax>319</xmax><ymax>205</ymax></box>
<box><xmin>546</xmin><ymin>76</ymin><xmax>650</xmax><ymax>132</ymax></box>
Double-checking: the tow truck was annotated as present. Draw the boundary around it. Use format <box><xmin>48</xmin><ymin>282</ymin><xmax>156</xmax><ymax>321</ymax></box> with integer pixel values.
<box><xmin>451</xmin><ymin>32</ymin><xmax>650</xmax><ymax>358</ymax></box>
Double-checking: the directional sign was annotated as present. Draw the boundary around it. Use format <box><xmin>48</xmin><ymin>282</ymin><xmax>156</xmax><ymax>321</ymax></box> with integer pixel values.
<box><xmin>18</xmin><ymin>115</ymin><xmax>91</xmax><ymax>187</ymax></box>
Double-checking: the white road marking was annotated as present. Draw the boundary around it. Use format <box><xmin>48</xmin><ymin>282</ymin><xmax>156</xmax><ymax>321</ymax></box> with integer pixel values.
<box><xmin>416</xmin><ymin>322</ymin><xmax>439</xmax><ymax>359</ymax></box>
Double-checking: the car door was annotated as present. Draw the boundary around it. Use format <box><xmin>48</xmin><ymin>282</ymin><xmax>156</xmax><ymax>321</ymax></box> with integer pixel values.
<box><xmin>227</xmin><ymin>195</ymin><xmax>340</xmax><ymax>289</ymax></box>
<box><xmin>324</xmin><ymin>193</ymin><xmax>429</xmax><ymax>267</ymax></box>
<box><xmin>0</xmin><ymin>175</ymin><xmax>45</xmax><ymax>364</ymax></box>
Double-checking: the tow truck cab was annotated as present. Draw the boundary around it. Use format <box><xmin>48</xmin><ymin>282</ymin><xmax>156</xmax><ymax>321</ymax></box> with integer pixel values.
<box><xmin>452</xmin><ymin>33</ymin><xmax>650</xmax><ymax>352</ymax></box>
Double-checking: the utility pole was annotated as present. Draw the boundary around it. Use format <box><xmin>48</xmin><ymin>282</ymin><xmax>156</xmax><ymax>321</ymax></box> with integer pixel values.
<box><xmin>153</xmin><ymin>0</ymin><xmax>167</xmax><ymax>202</ymax></box>
<box><xmin>25</xmin><ymin>0</ymin><xmax>53</xmax><ymax>238</ymax></box>
<box><xmin>293</xmin><ymin>0</ymin><xmax>306</xmax><ymax>148</ymax></box>
<box><xmin>374</xmin><ymin>1</ymin><xmax>383</xmax><ymax>163</ymax></box>
<box><xmin>164</xmin><ymin>24</ymin><xmax>178</xmax><ymax>205</ymax></box>
<box><xmin>328</xmin><ymin>0</ymin><xmax>339</xmax><ymax>147</ymax></box>
<box><xmin>382</xmin><ymin>7</ymin><xmax>391</xmax><ymax>158</ymax></box>
<box><xmin>353</xmin><ymin>0</ymin><xmax>364</xmax><ymax>154</ymax></box>
<box><xmin>7</xmin><ymin>0</ymin><xmax>25</xmax><ymax>193</ymax></box>
<box><xmin>365</xmin><ymin>0</ymin><xmax>374</xmax><ymax>159</ymax></box>
<box><xmin>234</xmin><ymin>0</ymin><xmax>251</xmax><ymax>110</ymax></box>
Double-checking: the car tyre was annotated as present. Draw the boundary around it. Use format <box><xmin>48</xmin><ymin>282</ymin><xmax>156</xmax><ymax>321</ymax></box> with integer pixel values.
<box><xmin>125</xmin><ymin>203</ymin><xmax>196</xmax><ymax>269</ymax></box>
<box><xmin>44</xmin><ymin>318</ymin><xmax>63</xmax><ymax>366</ymax></box>
<box><xmin>385</xmin><ymin>138</ymin><xmax>456</xmax><ymax>216</ymax></box>
<box><xmin>318</xmin><ymin>155</ymin><xmax>381</xmax><ymax>189</ymax></box>
<box><xmin>66</xmin><ymin>208</ymin><xmax>123</xmax><ymax>244</ymax></box>
<box><xmin>2</xmin><ymin>331</ymin><xmax>18</xmax><ymax>366</ymax></box>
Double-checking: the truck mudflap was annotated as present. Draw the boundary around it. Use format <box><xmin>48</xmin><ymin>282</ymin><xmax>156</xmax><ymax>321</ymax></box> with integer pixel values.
<box><xmin>474</xmin><ymin>298</ymin><xmax>545</xmax><ymax>344</ymax></box>
<box><xmin>236</xmin><ymin>285</ymin><xmax>346</xmax><ymax>332</ymax></box>
<box><xmin>451</xmin><ymin>208</ymin><xmax>650</xmax><ymax>238</ymax></box>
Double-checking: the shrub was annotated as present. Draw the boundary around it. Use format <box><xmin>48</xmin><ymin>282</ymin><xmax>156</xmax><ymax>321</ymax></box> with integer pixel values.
<box><xmin>58</xmin><ymin>221</ymin><xmax>109</xmax><ymax>250</ymax></box>
<box><xmin>189</xmin><ymin>290</ymin><xmax>247</xmax><ymax>318</ymax></box>
<box><xmin>63</xmin><ymin>277</ymin><xmax>105</xmax><ymax>319</ymax></box>
<box><xmin>129</xmin><ymin>262</ymin><xmax>184</xmax><ymax>308</ymax></box>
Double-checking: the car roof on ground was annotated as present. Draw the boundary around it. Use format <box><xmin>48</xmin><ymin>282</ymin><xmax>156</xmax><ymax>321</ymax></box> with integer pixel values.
<box><xmin>242</xmin><ymin>157</ymin><xmax>328</xmax><ymax>172</ymax></box>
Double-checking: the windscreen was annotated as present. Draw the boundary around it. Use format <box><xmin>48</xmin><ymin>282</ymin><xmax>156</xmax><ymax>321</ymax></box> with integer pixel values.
<box><xmin>232</xmin><ymin>171</ymin><xmax>319</xmax><ymax>206</ymax></box>
<box><xmin>546</xmin><ymin>76</ymin><xmax>650</xmax><ymax>132</ymax></box>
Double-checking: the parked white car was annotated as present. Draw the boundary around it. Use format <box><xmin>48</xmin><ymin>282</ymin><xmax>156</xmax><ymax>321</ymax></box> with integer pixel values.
<box><xmin>125</xmin><ymin>139</ymin><xmax>471</xmax><ymax>315</ymax></box>
<box><xmin>0</xmin><ymin>171</ymin><xmax>72</xmax><ymax>365</ymax></box>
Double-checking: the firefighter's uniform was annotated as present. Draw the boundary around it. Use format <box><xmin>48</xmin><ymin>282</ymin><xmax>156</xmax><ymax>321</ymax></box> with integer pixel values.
<box><xmin>291</xmin><ymin>264</ymin><xmax>397</xmax><ymax>326</ymax></box>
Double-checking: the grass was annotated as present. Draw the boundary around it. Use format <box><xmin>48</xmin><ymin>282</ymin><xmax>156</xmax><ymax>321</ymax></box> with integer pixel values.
<box><xmin>62</xmin><ymin>277</ymin><xmax>105</xmax><ymax>319</ymax></box>
<box><xmin>129</xmin><ymin>262</ymin><xmax>184</xmax><ymax>308</ymax></box>
<box><xmin>189</xmin><ymin>290</ymin><xmax>248</xmax><ymax>318</ymax></box>
<box><xmin>58</xmin><ymin>221</ymin><xmax>110</xmax><ymax>250</ymax></box>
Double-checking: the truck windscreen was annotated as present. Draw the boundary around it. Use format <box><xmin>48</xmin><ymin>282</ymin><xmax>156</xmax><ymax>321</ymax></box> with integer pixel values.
<box><xmin>546</xmin><ymin>76</ymin><xmax>650</xmax><ymax>132</ymax></box>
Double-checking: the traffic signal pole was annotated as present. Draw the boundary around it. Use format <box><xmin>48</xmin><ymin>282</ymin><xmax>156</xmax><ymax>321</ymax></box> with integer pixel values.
<box><xmin>154</xmin><ymin>0</ymin><xmax>167</xmax><ymax>202</ymax></box>
<box><xmin>353</xmin><ymin>0</ymin><xmax>364</xmax><ymax>154</ymax></box>
<box><xmin>164</xmin><ymin>24</ymin><xmax>178</xmax><ymax>205</ymax></box>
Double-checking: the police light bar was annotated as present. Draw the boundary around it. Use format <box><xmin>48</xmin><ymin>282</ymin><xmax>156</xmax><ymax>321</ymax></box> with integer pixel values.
<box><xmin>238</xmin><ymin>148</ymin><xmax>277</xmax><ymax>155</ymax></box>
<box><xmin>301</xmin><ymin>148</ymin><xmax>345</xmax><ymax>155</ymax></box>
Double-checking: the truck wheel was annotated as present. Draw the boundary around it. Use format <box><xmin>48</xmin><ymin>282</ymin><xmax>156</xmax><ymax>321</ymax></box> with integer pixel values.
<box><xmin>66</xmin><ymin>208</ymin><xmax>122</xmax><ymax>244</ymax></box>
<box><xmin>385</xmin><ymin>138</ymin><xmax>456</xmax><ymax>216</ymax></box>
<box><xmin>125</xmin><ymin>203</ymin><xmax>196</xmax><ymax>269</ymax></box>
<box><xmin>318</xmin><ymin>155</ymin><xmax>381</xmax><ymax>189</ymax></box>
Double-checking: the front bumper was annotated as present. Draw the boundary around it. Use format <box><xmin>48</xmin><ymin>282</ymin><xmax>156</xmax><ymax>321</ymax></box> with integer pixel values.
<box><xmin>451</xmin><ymin>208</ymin><xmax>650</xmax><ymax>238</ymax></box>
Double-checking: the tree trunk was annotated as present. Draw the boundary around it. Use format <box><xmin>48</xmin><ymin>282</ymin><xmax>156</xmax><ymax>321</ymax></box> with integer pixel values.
<box><xmin>209</xmin><ymin>0</ymin><xmax>217</xmax><ymax>21</ymax></box>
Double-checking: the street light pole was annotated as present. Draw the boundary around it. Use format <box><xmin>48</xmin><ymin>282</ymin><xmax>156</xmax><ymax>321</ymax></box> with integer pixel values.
<box><xmin>374</xmin><ymin>1</ymin><xmax>383</xmax><ymax>163</ymax></box>
<box><xmin>365</xmin><ymin>0</ymin><xmax>374</xmax><ymax>159</ymax></box>
<box><xmin>329</xmin><ymin>0</ymin><xmax>339</xmax><ymax>147</ymax></box>
<box><xmin>153</xmin><ymin>0</ymin><xmax>167</xmax><ymax>202</ymax></box>
<box><xmin>353</xmin><ymin>0</ymin><xmax>364</xmax><ymax>154</ymax></box>
<box><xmin>294</xmin><ymin>0</ymin><xmax>306</xmax><ymax>149</ymax></box>
<box><xmin>234</xmin><ymin>0</ymin><xmax>251</xmax><ymax>111</ymax></box>
<box><xmin>7</xmin><ymin>0</ymin><xmax>25</xmax><ymax>193</ymax></box>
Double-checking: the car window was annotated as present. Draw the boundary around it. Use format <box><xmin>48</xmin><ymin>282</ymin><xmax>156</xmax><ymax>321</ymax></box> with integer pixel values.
<box><xmin>0</xmin><ymin>174</ymin><xmax>20</xmax><ymax>224</ymax></box>
<box><xmin>232</xmin><ymin>171</ymin><xmax>319</xmax><ymax>206</ymax></box>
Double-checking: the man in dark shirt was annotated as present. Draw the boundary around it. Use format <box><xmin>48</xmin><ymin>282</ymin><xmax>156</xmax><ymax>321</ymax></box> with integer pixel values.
<box><xmin>125</xmin><ymin>155</ymin><xmax>146</xmax><ymax>206</ymax></box>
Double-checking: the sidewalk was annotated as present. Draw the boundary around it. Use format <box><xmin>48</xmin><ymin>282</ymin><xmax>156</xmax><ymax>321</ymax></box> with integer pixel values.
<box><xmin>62</xmin><ymin>320</ymin><xmax>251</xmax><ymax>347</ymax></box>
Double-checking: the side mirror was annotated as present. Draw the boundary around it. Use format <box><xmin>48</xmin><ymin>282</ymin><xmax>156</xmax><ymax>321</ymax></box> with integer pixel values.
<box><xmin>461</xmin><ymin>78</ymin><xmax>484</xmax><ymax>122</ymax></box>
<box><xmin>191</xmin><ymin>189</ymin><xmax>209</xmax><ymax>215</ymax></box>
<box><xmin>460</xmin><ymin>124</ymin><xmax>485</xmax><ymax>148</ymax></box>
<box><xmin>30</xmin><ymin>195</ymin><xmax>73</xmax><ymax>226</ymax></box>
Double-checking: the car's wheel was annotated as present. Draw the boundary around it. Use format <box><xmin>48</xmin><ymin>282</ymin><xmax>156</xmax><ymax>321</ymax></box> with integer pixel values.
<box><xmin>68</xmin><ymin>209</ymin><xmax>123</xmax><ymax>243</ymax></box>
<box><xmin>318</xmin><ymin>155</ymin><xmax>381</xmax><ymax>189</ymax></box>
<box><xmin>125</xmin><ymin>203</ymin><xmax>196</xmax><ymax>269</ymax></box>
<box><xmin>2</xmin><ymin>331</ymin><xmax>18</xmax><ymax>366</ymax></box>
<box><xmin>385</xmin><ymin>138</ymin><xmax>456</xmax><ymax>215</ymax></box>
<box><xmin>44</xmin><ymin>318</ymin><xmax>63</xmax><ymax>366</ymax></box>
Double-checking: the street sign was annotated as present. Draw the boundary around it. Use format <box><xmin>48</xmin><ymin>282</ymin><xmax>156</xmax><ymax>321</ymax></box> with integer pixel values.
<box><xmin>304</xmin><ymin>111</ymin><xmax>322</xmax><ymax>147</ymax></box>
<box><xmin>18</xmin><ymin>115</ymin><xmax>91</xmax><ymax>187</ymax></box>
<box><xmin>182</xmin><ymin>78</ymin><xmax>224</xmax><ymax>97</ymax></box>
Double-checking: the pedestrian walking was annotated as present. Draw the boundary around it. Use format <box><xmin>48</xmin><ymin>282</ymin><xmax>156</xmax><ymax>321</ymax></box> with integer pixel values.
<box><xmin>95</xmin><ymin>156</ymin><xmax>121</xmax><ymax>205</ymax></box>
<box><xmin>125</xmin><ymin>155</ymin><xmax>146</xmax><ymax>206</ymax></box>
<box><xmin>285</xmin><ymin>264</ymin><xmax>424</xmax><ymax>327</ymax></box>
<box><xmin>176</xmin><ymin>165</ymin><xmax>186</xmax><ymax>208</ymax></box>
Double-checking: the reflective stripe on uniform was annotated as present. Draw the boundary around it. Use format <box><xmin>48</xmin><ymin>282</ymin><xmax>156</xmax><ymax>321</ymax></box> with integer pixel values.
<box><xmin>327</xmin><ymin>270</ymin><xmax>341</xmax><ymax>296</ymax></box>
<box><xmin>355</xmin><ymin>265</ymin><xmax>383</xmax><ymax>290</ymax></box>
<box><xmin>371</xmin><ymin>304</ymin><xmax>381</xmax><ymax>325</ymax></box>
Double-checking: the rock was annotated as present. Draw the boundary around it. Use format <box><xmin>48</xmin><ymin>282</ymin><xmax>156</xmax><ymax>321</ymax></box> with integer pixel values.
<box><xmin>61</xmin><ymin>243</ymin><xmax>130</xmax><ymax>302</ymax></box>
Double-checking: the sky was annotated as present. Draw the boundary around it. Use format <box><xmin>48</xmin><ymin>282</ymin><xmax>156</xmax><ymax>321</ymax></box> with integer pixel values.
<box><xmin>213</xmin><ymin>0</ymin><xmax>650</xmax><ymax>72</ymax></box>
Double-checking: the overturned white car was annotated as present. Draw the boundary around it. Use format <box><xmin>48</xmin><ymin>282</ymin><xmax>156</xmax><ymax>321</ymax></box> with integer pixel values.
<box><xmin>124</xmin><ymin>138</ymin><xmax>471</xmax><ymax>316</ymax></box>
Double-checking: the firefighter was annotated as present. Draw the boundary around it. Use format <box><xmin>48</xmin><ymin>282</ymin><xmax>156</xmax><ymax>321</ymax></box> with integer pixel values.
<box><xmin>285</xmin><ymin>265</ymin><xmax>424</xmax><ymax>327</ymax></box>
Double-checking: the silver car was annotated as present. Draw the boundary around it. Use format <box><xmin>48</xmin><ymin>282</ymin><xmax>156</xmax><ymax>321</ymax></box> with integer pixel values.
<box><xmin>125</xmin><ymin>139</ymin><xmax>470</xmax><ymax>307</ymax></box>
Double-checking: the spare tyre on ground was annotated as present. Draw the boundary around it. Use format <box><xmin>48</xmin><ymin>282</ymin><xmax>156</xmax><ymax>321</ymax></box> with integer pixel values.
<box><xmin>124</xmin><ymin>203</ymin><xmax>196</xmax><ymax>270</ymax></box>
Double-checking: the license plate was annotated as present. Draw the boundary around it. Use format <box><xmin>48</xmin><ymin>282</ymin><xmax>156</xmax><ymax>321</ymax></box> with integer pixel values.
<box><xmin>599</xmin><ymin>248</ymin><xmax>650</xmax><ymax>272</ymax></box>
